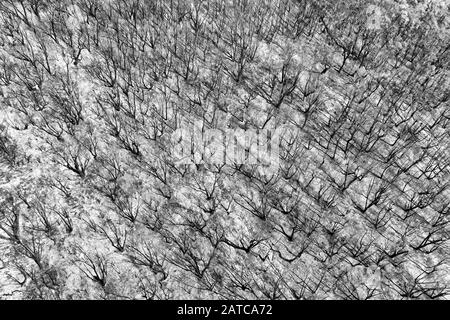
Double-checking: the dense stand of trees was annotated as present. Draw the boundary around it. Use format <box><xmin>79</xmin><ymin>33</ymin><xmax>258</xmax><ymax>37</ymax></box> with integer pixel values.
<box><xmin>0</xmin><ymin>0</ymin><xmax>449</xmax><ymax>299</ymax></box>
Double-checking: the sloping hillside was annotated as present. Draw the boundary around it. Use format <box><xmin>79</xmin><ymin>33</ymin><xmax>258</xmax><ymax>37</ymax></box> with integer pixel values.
<box><xmin>0</xmin><ymin>0</ymin><xmax>449</xmax><ymax>299</ymax></box>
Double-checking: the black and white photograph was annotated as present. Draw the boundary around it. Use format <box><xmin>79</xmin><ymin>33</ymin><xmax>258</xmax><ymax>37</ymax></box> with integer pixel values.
<box><xmin>0</xmin><ymin>0</ymin><xmax>448</xmax><ymax>309</ymax></box>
